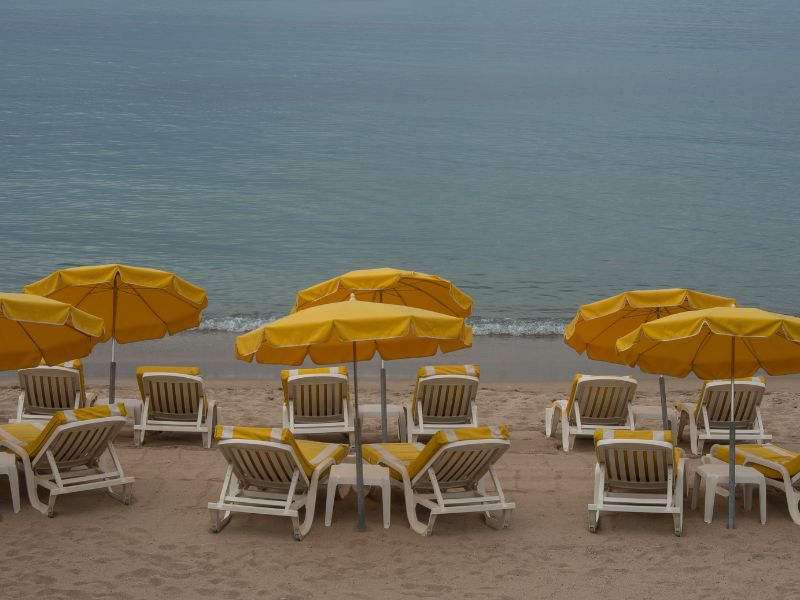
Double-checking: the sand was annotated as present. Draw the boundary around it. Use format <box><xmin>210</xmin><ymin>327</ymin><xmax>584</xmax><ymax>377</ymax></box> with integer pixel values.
<box><xmin>0</xmin><ymin>377</ymin><xmax>798</xmax><ymax>600</ymax></box>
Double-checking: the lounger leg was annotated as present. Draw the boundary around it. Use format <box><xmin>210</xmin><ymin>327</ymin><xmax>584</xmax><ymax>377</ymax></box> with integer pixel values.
<box><xmin>47</xmin><ymin>492</ymin><xmax>57</xmax><ymax>518</ymax></box>
<box><xmin>7</xmin><ymin>466</ymin><xmax>20</xmax><ymax>514</ymax></box>
<box><xmin>484</xmin><ymin>509</ymin><xmax>512</xmax><ymax>530</ymax></box>
<box><xmin>785</xmin><ymin>488</ymin><xmax>800</xmax><ymax>526</ymax></box>
<box><xmin>689</xmin><ymin>419</ymin><xmax>699</xmax><ymax>456</ymax></box>
<box><xmin>588</xmin><ymin>509</ymin><xmax>599</xmax><ymax>533</ymax></box>
<box><xmin>324</xmin><ymin>480</ymin><xmax>338</xmax><ymax>527</ymax></box>
<box><xmin>210</xmin><ymin>508</ymin><xmax>232</xmax><ymax>533</ymax></box>
<box><xmin>401</xmin><ymin>481</ymin><xmax>431</xmax><ymax>536</ymax></box>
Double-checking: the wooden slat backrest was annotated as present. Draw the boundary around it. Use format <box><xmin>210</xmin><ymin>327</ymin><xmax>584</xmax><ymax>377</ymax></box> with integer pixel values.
<box><xmin>574</xmin><ymin>378</ymin><xmax>636</xmax><ymax>425</ymax></box>
<box><xmin>34</xmin><ymin>418</ymin><xmax>124</xmax><ymax>471</ymax></box>
<box><xmin>597</xmin><ymin>441</ymin><xmax>673</xmax><ymax>489</ymax></box>
<box><xmin>415</xmin><ymin>440</ymin><xmax>508</xmax><ymax>491</ymax></box>
<box><xmin>142</xmin><ymin>373</ymin><xmax>205</xmax><ymax>420</ymax></box>
<box><xmin>287</xmin><ymin>375</ymin><xmax>347</xmax><ymax>423</ymax></box>
<box><xmin>417</xmin><ymin>376</ymin><xmax>479</xmax><ymax>424</ymax></box>
<box><xmin>220</xmin><ymin>442</ymin><xmax>307</xmax><ymax>491</ymax></box>
<box><xmin>703</xmin><ymin>382</ymin><xmax>765</xmax><ymax>428</ymax></box>
<box><xmin>18</xmin><ymin>367</ymin><xmax>81</xmax><ymax>415</ymax></box>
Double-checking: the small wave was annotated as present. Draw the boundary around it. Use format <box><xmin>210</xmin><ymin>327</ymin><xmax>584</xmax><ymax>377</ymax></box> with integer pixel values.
<box><xmin>469</xmin><ymin>317</ymin><xmax>567</xmax><ymax>337</ymax></box>
<box><xmin>197</xmin><ymin>315</ymin><xmax>278</xmax><ymax>332</ymax></box>
<box><xmin>198</xmin><ymin>313</ymin><xmax>567</xmax><ymax>337</ymax></box>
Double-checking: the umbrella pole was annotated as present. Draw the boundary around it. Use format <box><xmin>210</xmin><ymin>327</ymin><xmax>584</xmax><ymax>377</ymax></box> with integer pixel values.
<box><xmin>109</xmin><ymin>338</ymin><xmax>116</xmax><ymax>404</ymax></box>
<box><xmin>353</xmin><ymin>343</ymin><xmax>366</xmax><ymax>532</ymax></box>
<box><xmin>728</xmin><ymin>339</ymin><xmax>736</xmax><ymax>529</ymax></box>
<box><xmin>658</xmin><ymin>375</ymin><xmax>668</xmax><ymax>430</ymax></box>
<box><xmin>380</xmin><ymin>360</ymin><xmax>388</xmax><ymax>443</ymax></box>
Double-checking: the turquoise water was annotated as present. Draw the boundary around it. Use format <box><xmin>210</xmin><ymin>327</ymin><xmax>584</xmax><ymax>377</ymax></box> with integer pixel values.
<box><xmin>2</xmin><ymin>0</ymin><xmax>799</xmax><ymax>335</ymax></box>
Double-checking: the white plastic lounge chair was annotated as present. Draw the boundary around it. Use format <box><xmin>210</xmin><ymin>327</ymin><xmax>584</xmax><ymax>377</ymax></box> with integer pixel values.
<box><xmin>208</xmin><ymin>426</ymin><xmax>348</xmax><ymax>540</ymax></box>
<box><xmin>546</xmin><ymin>374</ymin><xmax>637</xmax><ymax>452</ymax></box>
<box><xmin>362</xmin><ymin>426</ymin><xmax>515</xmax><ymax>536</ymax></box>
<box><xmin>588</xmin><ymin>429</ymin><xmax>685</xmax><ymax>536</ymax></box>
<box><xmin>710</xmin><ymin>443</ymin><xmax>800</xmax><ymax>526</ymax></box>
<box><xmin>13</xmin><ymin>362</ymin><xmax>94</xmax><ymax>423</ymax></box>
<box><xmin>281</xmin><ymin>367</ymin><xmax>354</xmax><ymax>443</ymax></box>
<box><xmin>135</xmin><ymin>371</ymin><xmax>217</xmax><ymax>448</ymax></box>
<box><xmin>407</xmin><ymin>364</ymin><xmax>480</xmax><ymax>442</ymax></box>
<box><xmin>674</xmin><ymin>377</ymin><xmax>769</xmax><ymax>456</ymax></box>
<box><xmin>0</xmin><ymin>405</ymin><xmax>133</xmax><ymax>516</ymax></box>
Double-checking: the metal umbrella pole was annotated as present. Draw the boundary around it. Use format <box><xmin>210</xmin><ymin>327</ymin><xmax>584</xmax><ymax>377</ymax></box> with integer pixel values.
<box><xmin>353</xmin><ymin>342</ymin><xmax>367</xmax><ymax>532</ymax></box>
<box><xmin>658</xmin><ymin>375</ymin><xmax>668</xmax><ymax>430</ymax></box>
<box><xmin>728</xmin><ymin>339</ymin><xmax>737</xmax><ymax>529</ymax></box>
<box><xmin>380</xmin><ymin>360</ymin><xmax>388</xmax><ymax>442</ymax></box>
<box><xmin>109</xmin><ymin>280</ymin><xmax>119</xmax><ymax>404</ymax></box>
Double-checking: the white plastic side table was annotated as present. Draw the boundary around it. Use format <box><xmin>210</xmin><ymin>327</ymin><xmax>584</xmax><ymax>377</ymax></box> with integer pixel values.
<box><xmin>691</xmin><ymin>463</ymin><xmax>766</xmax><ymax>524</ymax></box>
<box><xmin>0</xmin><ymin>452</ymin><xmax>20</xmax><ymax>513</ymax></box>
<box><xmin>359</xmin><ymin>404</ymin><xmax>408</xmax><ymax>442</ymax></box>
<box><xmin>325</xmin><ymin>463</ymin><xmax>391</xmax><ymax>528</ymax></box>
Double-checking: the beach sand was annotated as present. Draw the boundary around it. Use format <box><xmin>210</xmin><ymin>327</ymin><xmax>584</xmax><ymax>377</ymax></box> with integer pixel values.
<box><xmin>0</xmin><ymin>375</ymin><xmax>798</xmax><ymax>600</ymax></box>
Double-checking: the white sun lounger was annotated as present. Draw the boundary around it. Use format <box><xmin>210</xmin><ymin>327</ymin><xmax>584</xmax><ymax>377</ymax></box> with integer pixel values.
<box><xmin>674</xmin><ymin>377</ymin><xmax>769</xmax><ymax>456</ymax></box>
<box><xmin>208</xmin><ymin>426</ymin><xmax>348</xmax><ymax>540</ymax></box>
<box><xmin>588</xmin><ymin>429</ymin><xmax>685</xmax><ymax>536</ymax></box>
<box><xmin>546</xmin><ymin>374</ymin><xmax>637</xmax><ymax>452</ymax></box>
<box><xmin>135</xmin><ymin>371</ymin><xmax>218</xmax><ymax>448</ymax></box>
<box><xmin>14</xmin><ymin>363</ymin><xmax>94</xmax><ymax>423</ymax></box>
<box><xmin>407</xmin><ymin>365</ymin><xmax>480</xmax><ymax>442</ymax></box>
<box><xmin>281</xmin><ymin>367</ymin><xmax>354</xmax><ymax>444</ymax></box>
<box><xmin>0</xmin><ymin>405</ymin><xmax>134</xmax><ymax>516</ymax></box>
<box><xmin>362</xmin><ymin>426</ymin><xmax>514</xmax><ymax>536</ymax></box>
<box><xmin>710</xmin><ymin>443</ymin><xmax>800</xmax><ymax>526</ymax></box>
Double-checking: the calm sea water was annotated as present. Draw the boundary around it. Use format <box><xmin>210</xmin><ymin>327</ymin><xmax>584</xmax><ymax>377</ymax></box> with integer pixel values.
<box><xmin>1</xmin><ymin>0</ymin><xmax>799</xmax><ymax>336</ymax></box>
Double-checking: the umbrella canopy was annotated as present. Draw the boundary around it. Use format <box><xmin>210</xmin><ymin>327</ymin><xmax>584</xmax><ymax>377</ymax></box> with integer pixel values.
<box><xmin>564</xmin><ymin>288</ymin><xmax>736</xmax><ymax>364</ymax></box>
<box><xmin>24</xmin><ymin>264</ymin><xmax>208</xmax><ymax>343</ymax></box>
<box><xmin>237</xmin><ymin>298</ymin><xmax>472</xmax><ymax>365</ymax></box>
<box><xmin>292</xmin><ymin>268</ymin><xmax>472</xmax><ymax>317</ymax></box>
<box><xmin>616</xmin><ymin>306</ymin><xmax>800</xmax><ymax>528</ymax></box>
<box><xmin>235</xmin><ymin>297</ymin><xmax>472</xmax><ymax>532</ymax></box>
<box><xmin>0</xmin><ymin>292</ymin><xmax>105</xmax><ymax>370</ymax></box>
<box><xmin>616</xmin><ymin>307</ymin><xmax>800</xmax><ymax>379</ymax></box>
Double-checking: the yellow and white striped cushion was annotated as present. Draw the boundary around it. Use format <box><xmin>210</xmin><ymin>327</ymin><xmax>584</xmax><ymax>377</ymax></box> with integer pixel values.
<box><xmin>712</xmin><ymin>443</ymin><xmax>800</xmax><ymax>480</ymax></box>
<box><xmin>213</xmin><ymin>426</ymin><xmax>348</xmax><ymax>476</ymax></box>
<box><xmin>280</xmin><ymin>366</ymin><xmax>348</xmax><ymax>405</ymax></box>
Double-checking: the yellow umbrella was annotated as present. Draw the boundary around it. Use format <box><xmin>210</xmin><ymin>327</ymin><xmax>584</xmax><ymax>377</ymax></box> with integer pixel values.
<box><xmin>293</xmin><ymin>267</ymin><xmax>473</xmax><ymax>440</ymax></box>
<box><xmin>617</xmin><ymin>307</ymin><xmax>800</xmax><ymax>528</ymax></box>
<box><xmin>236</xmin><ymin>296</ymin><xmax>472</xmax><ymax>531</ymax></box>
<box><xmin>24</xmin><ymin>264</ymin><xmax>208</xmax><ymax>401</ymax></box>
<box><xmin>0</xmin><ymin>293</ymin><xmax>105</xmax><ymax>370</ymax></box>
<box><xmin>292</xmin><ymin>267</ymin><xmax>473</xmax><ymax>316</ymax></box>
<box><xmin>564</xmin><ymin>288</ymin><xmax>736</xmax><ymax>427</ymax></box>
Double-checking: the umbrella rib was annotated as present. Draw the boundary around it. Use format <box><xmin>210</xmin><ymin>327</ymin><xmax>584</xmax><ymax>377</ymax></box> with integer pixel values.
<box><xmin>13</xmin><ymin>320</ymin><xmax>48</xmax><ymax>362</ymax></box>
<box><xmin>125</xmin><ymin>286</ymin><xmax>170</xmax><ymax>332</ymax></box>
<box><xmin>399</xmin><ymin>279</ymin><xmax>457</xmax><ymax>314</ymax></box>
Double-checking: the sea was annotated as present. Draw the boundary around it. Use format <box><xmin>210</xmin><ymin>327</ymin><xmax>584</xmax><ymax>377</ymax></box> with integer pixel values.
<box><xmin>2</xmin><ymin>0</ymin><xmax>799</xmax><ymax>339</ymax></box>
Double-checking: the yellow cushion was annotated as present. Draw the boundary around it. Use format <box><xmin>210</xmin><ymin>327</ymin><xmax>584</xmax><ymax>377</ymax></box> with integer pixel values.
<box><xmin>562</xmin><ymin>373</ymin><xmax>585</xmax><ymax>415</ymax></box>
<box><xmin>712</xmin><ymin>443</ymin><xmax>800</xmax><ymax>480</ymax></box>
<box><xmin>213</xmin><ymin>426</ymin><xmax>347</xmax><ymax>477</ymax></box>
<box><xmin>364</xmin><ymin>425</ymin><xmax>509</xmax><ymax>480</ymax></box>
<box><xmin>594</xmin><ymin>429</ymin><xmax>680</xmax><ymax>470</ymax></box>
<box><xmin>280</xmin><ymin>366</ymin><xmax>348</xmax><ymax>405</ymax></box>
<box><xmin>137</xmin><ymin>366</ymin><xmax>201</xmax><ymax>400</ymax></box>
<box><xmin>362</xmin><ymin>442</ymin><xmax>426</xmax><ymax>480</ymax></box>
<box><xmin>0</xmin><ymin>404</ymin><xmax>127</xmax><ymax>458</ymax></box>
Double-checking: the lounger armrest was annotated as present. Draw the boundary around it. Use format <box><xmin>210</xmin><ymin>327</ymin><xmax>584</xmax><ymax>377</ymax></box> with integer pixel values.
<box><xmin>0</xmin><ymin>439</ymin><xmax>33</xmax><ymax>474</ymax></box>
<box><xmin>85</xmin><ymin>392</ymin><xmax>99</xmax><ymax>408</ymax></box>
<box><xmin>310</xmin><ymin>457</ymin><xmax>337</xmax><ymax>484</ymax></box>
<box><xmin>742</xmin><ymin>455</ymin><xmax>792</xmax><ymax>484</ymax></box>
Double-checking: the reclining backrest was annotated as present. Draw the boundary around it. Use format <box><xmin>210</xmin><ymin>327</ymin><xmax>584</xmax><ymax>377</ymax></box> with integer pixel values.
<box><xmin>18</xmin><ymin>366</ymin><xmax>82</xmax><ymax>415</ymax></box>
<box><xmin>286</xmin><ymin>374</ymin><xmax>348</xmax><ymax>422</ymax></box>
<box><xmin>141</xmin><ymin>373</ymin><xmax>206</xmax><ymax>420</ymax></box>
<box><xmin>699</xmin><ymin>378</ymin><xmax>766</xmax><ymax>427</ymax></box>
<box><xmin>214</xmin><ymin>426</ymin><xmax>313</xmax><ymax>489</ymax></box>
<box><xmin>594</xmin><ymin>430</ymin><xmax>677</xmax><ymax>489</ymax></box>
<box><xmin>570</xmin><ymin>375</ymin><xmax>637</xmax><ymax>425</ymax></box>
<box><xmin>409</xmin><ymin>426</ymin><xmax>509</xmax><ymax>488</ymax></box>
<box><xmin>413</xmin><ymin>365</ymin><xmax>480</xmax><ymax>424</ymax></box>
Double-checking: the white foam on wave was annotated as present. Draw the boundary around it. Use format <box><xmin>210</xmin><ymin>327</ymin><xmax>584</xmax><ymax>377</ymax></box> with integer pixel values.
<box><xmin>198</xmin><ymin>313</ymin><xmax>567</xmax><ymax>337</ymax></box>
